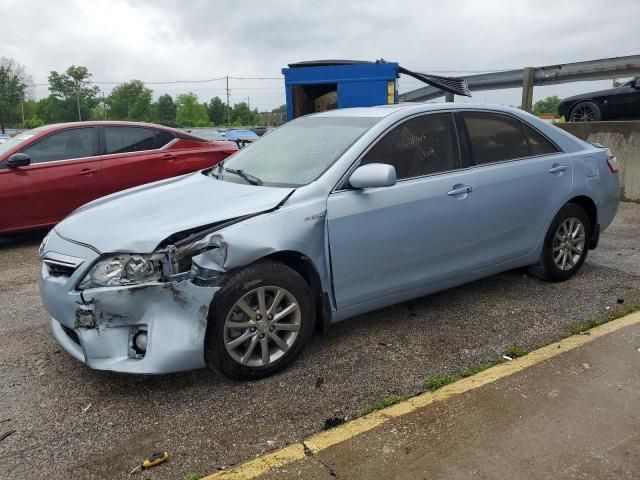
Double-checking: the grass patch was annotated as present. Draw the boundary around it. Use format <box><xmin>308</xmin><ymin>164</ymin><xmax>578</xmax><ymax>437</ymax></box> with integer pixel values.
<box><xmin>568</xmin><ymin>303</ymin><xmax>640</xmax><ymax>335</ymax></box>
<box><xmin>356</xmin><ymin>394</ymin><xmax>413</xmax><ymax>418</ymax></box>
<box><xmin>504</xmin><ymin>344</ymin><xmax>527</xmax><ymax>359</ymax></box>
<box><xmin>461</xmin><ymin>362</ymin><xmax>494</xmax><ymax>378</ymax></box>
<box><xmin>183</xmin><ymin>474</ymin><xmax>200</xmax><ymax>480</ymax></box>
<box><xmin>354</xmin><ymin>304</ymin><xmax>640</xmax><ymax>420</ymax></box>
<box><xmin>425</xmin><ymin>374</ymin><xmax>456</xmax><ymax>391</ymax></box>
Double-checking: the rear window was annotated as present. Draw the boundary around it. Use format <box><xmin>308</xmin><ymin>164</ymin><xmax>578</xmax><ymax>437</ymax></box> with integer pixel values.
<box><xmin>462</xmin><ymin>112</ymin><xmax>530</xmax><ymax>164</ymax></box>
<box><xmin>523</xmin><ymin>124</ymin><xmax>558</xmax><ymax>156</ymax></box>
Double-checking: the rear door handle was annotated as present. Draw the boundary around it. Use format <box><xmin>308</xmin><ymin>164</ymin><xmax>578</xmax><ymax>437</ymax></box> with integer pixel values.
<box><xmin>548</xmin><ymin>164</ymin><xmax>567</xmax><ymax>174</ymax></box>
<box><xmin>78</xmin><ymin>168</ymin><xmax>98</xmax><ymax>176</ymax></box>
<box><xmin>447</xmin><ymin>185</ymin><xmax>473</xmax><ymax>196</ymax></box>
<box><xmin>162</xmin><ymin>153</ymin><xmax>175</xmax><ymax>160</ymax></box>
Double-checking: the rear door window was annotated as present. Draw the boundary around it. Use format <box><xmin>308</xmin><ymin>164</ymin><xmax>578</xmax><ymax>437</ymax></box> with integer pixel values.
<box><xmin>361</xmin><ymin>112</ymin><xmax>459</xmax><ymax>180</ymax></box>
<box><xmin>104</xmin><ymin>127</ymin><xmax>157</xmax><ymax>154</ymax></box>
<box><xmin>21</xmin><ymin>128</ymin><xmax>95</xmax><ymax>164</ymax></box>
<box><xmin>523</xmin><ymin>124</ymin><xmax>559</xmax><ymax>156</ymax></box>
<box><xmin>462</xmin><ymin>112</ymin><xmax>530</xmax><ymax>164</ymax></box>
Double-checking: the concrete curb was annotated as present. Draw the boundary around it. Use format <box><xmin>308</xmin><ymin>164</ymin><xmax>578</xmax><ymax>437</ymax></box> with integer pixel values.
<box><xmin>202</xmin><ymin>311</ymin><xmax>640</xmax><ymax>480</ymax></box>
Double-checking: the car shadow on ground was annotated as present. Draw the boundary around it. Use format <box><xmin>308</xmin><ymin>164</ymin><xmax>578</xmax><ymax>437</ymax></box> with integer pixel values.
<box><xmin>0</xmin><ymin>229</ymin><xmax>48</xmax><ymax>251</ymax></box>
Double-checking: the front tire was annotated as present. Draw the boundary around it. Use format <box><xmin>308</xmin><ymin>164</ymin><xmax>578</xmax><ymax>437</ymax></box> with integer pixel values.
<box><xmin>529</xmin><ymin>203</ymin><xmax>591</xmax><ymax>282</ymax></box>
<box><xmin>205</xmin><ymin>260</ymin><xmax>315</xmax><ymax>380</ymax></box>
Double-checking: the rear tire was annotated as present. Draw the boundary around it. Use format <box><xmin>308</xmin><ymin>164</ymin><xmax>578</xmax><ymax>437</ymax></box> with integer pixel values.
<box><xmin>205</xmin><ymin>260</ymin><xmax>315</xmax><ymax>380</ymax></box>
<box><xmin>529</xmin><ymin>203</ymin><xmax>591</xmax><ymax>282</ymax></box>
<box><xmin>569</xmin><ymin>101</ymin><xmax>601</xmax><ymax>122</ymax></box>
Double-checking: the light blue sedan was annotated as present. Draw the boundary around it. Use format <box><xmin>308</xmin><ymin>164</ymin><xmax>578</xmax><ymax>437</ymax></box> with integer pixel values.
<box><xmin>38</xmin><ymin>104</ymin><xmax>620</xmax><ymax>379</ymax></box>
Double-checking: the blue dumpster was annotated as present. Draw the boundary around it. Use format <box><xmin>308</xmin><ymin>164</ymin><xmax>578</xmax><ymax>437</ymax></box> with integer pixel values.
<box><xmin>281</xmin><ymin>60</ymin><xmax>471</xmax><ymax>121</ymax></box>
<box><xmin>282</xmin><ymin>60</ymin><xmax>399</xmax><ymax>121</ymax></box>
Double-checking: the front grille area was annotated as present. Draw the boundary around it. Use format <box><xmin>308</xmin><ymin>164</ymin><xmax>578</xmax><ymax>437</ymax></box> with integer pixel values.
<box><xmin>61</xmin><ymin>325</ymin><xmax>81</xmax><ymax>345</ymax></box>
<box><xmin>44</xmin><ymin>261</ymin><xmax>76</xmax><ymax>277</ymax></box>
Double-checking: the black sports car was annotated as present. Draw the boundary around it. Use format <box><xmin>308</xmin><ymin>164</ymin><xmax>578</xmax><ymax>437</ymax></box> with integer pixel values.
<box><xmin>558</xmin><ymin>77</ymin><xmax>640</xmax><ymax>122</ymax></box>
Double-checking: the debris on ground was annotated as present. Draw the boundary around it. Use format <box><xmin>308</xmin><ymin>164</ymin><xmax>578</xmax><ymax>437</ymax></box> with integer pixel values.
<box><xmin>502</xmin><ymin>355</ymin><xmax>513</xmax><ymax>361</ymax></box>
<box><xmin>617</xmin><ymin>298</ymin><xmax>625</xmax><ymax>304</ymax></box>
<box><xmin>315</xmin><ymin>376</ymin><xmax>324</xmax><ymax>388</ymax></box>
<box><xmin>82</xmin><ymin>403</ymin><xmax>92</xmax><ymax>413</ymax></box>
<box><xmin>582</xmin><ymin>363</ymin><xmax>591</xmax><ymax>369</ymax></box>
<box><xmin>265</xmin><ymin>439</ymin><xmax>275</xmax><ymax>447</ymax></box>
<box><xmin>130</xmin><ymin>451</ymin><xmax>169</xmax><ymax>474</ymax></box>
<box><xmin>0</xmin><ymin>430</ymin><xmax>16</xmax><ymax>444</ymax></box>
<box><xmin>323</xmin><ymin>417</ymin><xmax>346</xmax><ymax>430</ymax></box>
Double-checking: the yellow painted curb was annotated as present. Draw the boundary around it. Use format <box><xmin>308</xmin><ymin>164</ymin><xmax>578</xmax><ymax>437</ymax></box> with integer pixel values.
<box><xmin>202</xmin><ymin>311</ymin><xmax>640</xmax><ymax>480</ymax></box>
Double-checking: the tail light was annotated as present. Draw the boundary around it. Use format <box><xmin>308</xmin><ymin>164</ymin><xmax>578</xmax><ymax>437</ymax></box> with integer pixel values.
<box><xmin>605</xmin><ymin>149</ymin><xmax>619</xmax><ymax>173</ymax></box>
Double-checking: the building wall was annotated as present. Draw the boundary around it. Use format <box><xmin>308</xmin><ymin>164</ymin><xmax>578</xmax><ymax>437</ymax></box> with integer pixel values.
<box><xmin>556</xmin><ymin>121</ymin><xmax>640</xmax><ymax>202</ymax></box>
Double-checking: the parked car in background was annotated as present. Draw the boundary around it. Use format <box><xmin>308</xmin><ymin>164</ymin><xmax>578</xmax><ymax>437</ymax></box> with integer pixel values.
<box><xmin>38</xmin><ymin>104</ymin><xmax>619</xmax><ymax>379</ymax></box>
<box><xmin>0</xmin><ymin>121</ymin><xmax>237</xmax><ymax>234</ymax></box>
<box><xmin>0</xmin><ymin>133</ymin><xmax>11</xmax><ymax>144</ymax></box>
<box><xmin>559</xmin><ymin>77</ymin><xmax>640</xmax><ymax>121</ymax></box>
<box><xmin>226</xmin><ymin>129</ymin><xmax>260</xmax><ymax>148</ymax></box>
<box><xmin>192</xmin><ymin>129</ymin><xmax>226</xmax><ymax>142</ymax></box>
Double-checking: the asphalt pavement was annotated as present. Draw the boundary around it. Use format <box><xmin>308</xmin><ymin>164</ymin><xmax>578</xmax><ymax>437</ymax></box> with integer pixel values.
<box><xmin>1</xmin><ymin>202</ymin><xmax>639</xmax><ymax>480</ymax></box>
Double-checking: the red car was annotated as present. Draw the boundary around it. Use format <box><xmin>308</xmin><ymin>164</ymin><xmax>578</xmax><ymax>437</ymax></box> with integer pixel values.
<box><xmin>0</xmin><ymin>121</ymin><xmax>238</xmax><ymax>234</ymax></box>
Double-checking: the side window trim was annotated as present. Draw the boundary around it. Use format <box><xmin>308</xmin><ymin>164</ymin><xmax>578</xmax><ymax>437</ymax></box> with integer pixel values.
<box><xmin>333</xmin><ymin>111</ymin><xmax>461</xmax><ymax>192</ymax></box>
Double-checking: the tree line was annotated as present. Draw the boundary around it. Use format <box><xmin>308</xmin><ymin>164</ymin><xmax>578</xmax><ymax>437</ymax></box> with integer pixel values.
<box><xmin>0</xmin><ymin>57</ymin><xmax>286</xmax><ymax>133</ymax></box>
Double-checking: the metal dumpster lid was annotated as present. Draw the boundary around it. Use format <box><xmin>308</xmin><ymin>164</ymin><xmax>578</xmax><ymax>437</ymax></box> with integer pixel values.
<box><xmin>287</xmin><ymin>59</ymin><xmax>375</xmax><ymax>68</ymax></box>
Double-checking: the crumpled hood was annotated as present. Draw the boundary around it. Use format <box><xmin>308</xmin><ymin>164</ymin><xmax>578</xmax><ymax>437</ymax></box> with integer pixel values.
<box><xmin>55</xmin><ymin>172</ymin><xmax>293</xmax><ymax>253</ymax></box>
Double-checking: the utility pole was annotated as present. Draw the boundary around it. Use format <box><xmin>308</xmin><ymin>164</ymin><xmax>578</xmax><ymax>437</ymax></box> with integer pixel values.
<box><xmin>521</xmin><ymin>67</ymin><xmax>535</xmax><ymax>113</ymax></box>
<box><xmin>102</xmin><ymin>92</ymin><xmax>106</xmax><ymax>120</ymax></box>
<box><xmin>20</xmin><ymin>94</ymin><xmax>25</xmax><ymax>125</ymax></box>
<box><xmin>247</xmin><ymin>97</ymin><xmax>250</xmax><ymax>109</ymax></box>
<box><xmin>226</xmin><ymin>75</ymin><xmax>231</xmax><ymax>127</ymax></box>
<box><xmin>76</xmin><ymin>83</ymin><xmax>82</xmax><ymax>121</ymax></box>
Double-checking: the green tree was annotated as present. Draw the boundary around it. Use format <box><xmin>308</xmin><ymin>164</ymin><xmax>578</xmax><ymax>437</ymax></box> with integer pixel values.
<box><xmin>175</xmin><ymin>92</ymin><xmax>209</xmax><ymax>127</ymax></box>
<box><xmin>107</xmin><ymin>80</ymin><xmax>153</xmax><ymax>121</ymax></box>
<box><xmin>206</xmin><ymin>96</ymin><xmax>228</xmax><ymax>125</ymax></box>
<box><xmin>152</xmin><ymin>94</ymin><xmax>177</xmax><ymax>126</ymax></box>
<box><xmin>272</xmin><ymin>104</ymin><xmax>286</xmax><ymax>115</ymax></box>
<box><xmin>532</xmin><ymin>95</ymin><xmax>562</xmax><ymax>116</ymax></box>
<box><xmin>0</xmin><ymin>57</ymin><xmax>29</xmax><ymax>133</ymax></box>
<box><xmin>231</xmin><ymin>101</ymin><xmax>256</xmax><ymax>126</ymax></box>
<box><xmin>48</xmin><ymin>65</ymin><xmax>99</xmax><ymax>121</ymax></box>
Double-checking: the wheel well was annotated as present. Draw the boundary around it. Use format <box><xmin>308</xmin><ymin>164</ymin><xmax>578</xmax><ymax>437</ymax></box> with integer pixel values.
<box><xmin>567</xmin><ymin>196</ymin><xmax>597</xmax><ymax>232</ymax></box>
<box><xmin>263</xmin><ymin>251</ymin><xmax>330</xmax><ymax>334</ymax></box>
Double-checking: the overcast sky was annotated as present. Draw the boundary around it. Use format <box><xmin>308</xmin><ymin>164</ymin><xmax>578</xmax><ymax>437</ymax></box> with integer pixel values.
<box><xmin>2</xmin><ymin>0</ymin><xmax>638</xmax><ymax>110</ymax></box>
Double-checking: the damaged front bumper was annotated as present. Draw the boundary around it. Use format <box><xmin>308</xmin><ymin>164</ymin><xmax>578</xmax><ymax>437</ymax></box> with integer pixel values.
<box><xmin>39</xmin><ymin>231</ymin><xmax>221</xmax><ymax>374</ymax></box>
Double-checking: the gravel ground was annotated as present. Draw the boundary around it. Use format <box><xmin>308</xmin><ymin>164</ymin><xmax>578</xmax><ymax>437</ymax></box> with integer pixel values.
<box><xmin>1</xmin><ymin>203</ymin><xmax>638</xmax><ymax>480</ymax></box>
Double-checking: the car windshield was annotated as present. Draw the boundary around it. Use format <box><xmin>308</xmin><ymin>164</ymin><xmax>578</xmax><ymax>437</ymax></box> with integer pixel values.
<box><xmin>0</xmin><ymin>128</ymin><xmax>44</xmax><ymax>158</ymax></box>
<box><xmin>215</xmin><ymin>116</ymin><xmax>378</xmax><ymax>187</ymax></box>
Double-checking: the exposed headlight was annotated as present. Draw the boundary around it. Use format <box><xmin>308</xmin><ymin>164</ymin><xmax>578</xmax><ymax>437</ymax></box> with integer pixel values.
<box><xmin>78</xmin><ymin>254</ymin><xmax>162</xmax><ymax>289</ymax></box>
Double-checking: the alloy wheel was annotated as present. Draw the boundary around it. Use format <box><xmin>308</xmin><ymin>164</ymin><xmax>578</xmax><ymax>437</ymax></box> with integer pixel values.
<box><xmin>223</xmin><ymin>286</ymin><xmax>301</xmax><ymax>367</ymax></box>
<box><xmin>552</xmin><ymin>217</ymin><xmax>586</xmax><ymax>271</ymax></box>
<box><xmin>570</xmin><ymin>104</ymin><xmax>597</xmax><ymax>122</ymax></box>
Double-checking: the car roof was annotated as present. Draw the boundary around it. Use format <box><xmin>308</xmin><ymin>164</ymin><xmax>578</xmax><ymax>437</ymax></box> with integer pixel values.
<box><xmin>313</xmin><ymin>102</ymin><xmax>529</xmax><ymax>118</ymax></box>
<box><xmin>33</xmin><ymin>121</ymin><xmax>208</xmax><ymax>140</ymax></box>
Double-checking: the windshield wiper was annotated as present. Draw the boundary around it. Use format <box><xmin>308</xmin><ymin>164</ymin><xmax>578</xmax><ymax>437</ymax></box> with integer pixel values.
<box><xmin>223</xmin><ymin>168</ymin><xmax>263</xmax><ymax>186</ymax></box>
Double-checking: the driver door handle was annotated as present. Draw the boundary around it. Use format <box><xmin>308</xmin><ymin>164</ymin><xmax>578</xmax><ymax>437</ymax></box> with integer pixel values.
<box><xmin>548</xmin><ymin>164</ymin><xmax>567</xmax><ymax>174</ymax></box>
<box><xmin>447</xmin><ymin>185</ymin><xmax>473</xmax><ymax>196</ymax></box>
<box><xmin>77</xmin><ymin>168</ymin><xmax>98</xmax><ymax>176</ymax></box>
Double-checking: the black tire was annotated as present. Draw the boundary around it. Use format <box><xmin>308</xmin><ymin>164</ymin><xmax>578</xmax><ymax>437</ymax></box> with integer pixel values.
<box><xmin>205</xmin><ymin>260</ymin><xmax>315</xmax><ymax>380</ymax></box>
<box><xmin>570</xmin><ymin>101</ymin><xmax>602</xmax><ymax>122</ymax></box>
<box><xmin>529</xmin><ymin>203</ymin><xmax>591</xmax><ymax>282</ymax></box>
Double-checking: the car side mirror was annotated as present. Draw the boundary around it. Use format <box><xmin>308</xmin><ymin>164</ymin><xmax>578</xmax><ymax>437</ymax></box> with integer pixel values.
<box><xmin>349</xmin><ymin>163</ymin><xmax>396</xmax><ymax>189</ymax></box>
<box><xmin>7</xmin><ymin>153</ymin><xmax>31</xmax><ymax>168</ymax></box>
<box><xmin>634</xmin><ymin>77</ymin><xmax>640</xmax><ymax>89</ymax></box>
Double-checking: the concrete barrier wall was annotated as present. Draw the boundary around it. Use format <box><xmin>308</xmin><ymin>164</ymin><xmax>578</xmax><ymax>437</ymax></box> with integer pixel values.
<box><xmin>556</xmin><ymin>121</ymin><xmax>640</xmax><ymax>202</ymax></box>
